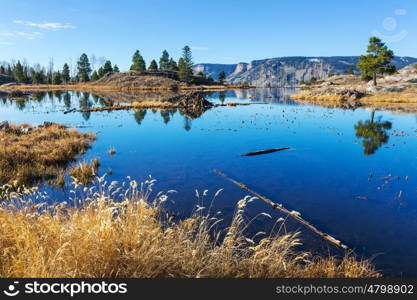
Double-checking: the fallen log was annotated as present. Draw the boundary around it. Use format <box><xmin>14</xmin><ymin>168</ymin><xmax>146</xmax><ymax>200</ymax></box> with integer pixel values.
<box><xmin>241</xmin><ymin>147</ymin><xmax>291</xmax><ymax>156</ymax></box>
<box><xmin>213</xmin><ymin>169</ymin><xmax>349</xmax><ymax>250</ymax></box>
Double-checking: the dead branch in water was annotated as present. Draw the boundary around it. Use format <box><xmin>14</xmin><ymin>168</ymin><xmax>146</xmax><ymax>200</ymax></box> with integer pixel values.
<box><xmin>213</xmin><ymin>169</ymin><xmax>349</xmax><ymax>250</ymax></box>
<box><xmin>241</xmin><ymin>147</ymin><xmax>291</xmax><ymax>156</ymax></box>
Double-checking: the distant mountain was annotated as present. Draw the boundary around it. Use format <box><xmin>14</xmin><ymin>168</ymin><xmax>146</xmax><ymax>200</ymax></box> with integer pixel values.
<box><xmin>193</xmin><ymin>63</ymin><xmax>238</xmax><ymax>80</ymax></box>
<box><xmin>194</xmin><ymin>56</ymin><xmax>417</xmax><ymax>87</ymax></box>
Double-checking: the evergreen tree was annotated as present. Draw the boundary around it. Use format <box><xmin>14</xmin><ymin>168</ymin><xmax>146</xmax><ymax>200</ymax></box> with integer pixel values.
<box><xmin>357</xmin><ymin>37</ymin><xmax>395</xmax><ymax>86</ymax></box>
<box><xmin>91</xmin><ymin>71</ymin><xmax>99</xmax><ymax>81</ymax></box>
<box><xmin>347</xmin><ymin>65</ymin><xmax>354</xmax><ymax>75</ymax></box>
<box><xmin>197</xmin><ymin>71</ymin><xmax>205</xmax><ymax>78</ymax></box>
<box><xmin>148</xmin><ymin>59</ymin><xmax>158</xmax><ymax>71</ymax></box>
<box><xmin>77</xmin><ymin>53</ymin><xmax>92</xmax><ymax>82</ymax></box>
<box><xmin>178</xmin><ymin>45</ymin><xmax>193</xmax><ymax>83</ymax></box>
<box><xmin>62</xmin><ymin>63</ymin><xmax>70</xmax><ymax>83</ymax></box>
<box><xmin>98</xmin><ymin>67</ymin><xmax>105</xmax><ymax>78</ymax></box>
<box><xmin>130</xmin><ymin>50</ymin><xmax>146</xmax><ymax>71</ymax></box>
<box><xmin>13</xmin><ymin>61</ymin><xmax>26</xmax><ymax>83</ymax></box>
<box><xmin>30</xmin><ymin>69</ymin><xmax>46</xmax><ymax>84</ymax></box>
<box><xmin>167</xmin><ymin>58</ymin><xmax>178</xmax><ymax>71</ymax></box>
<box><xmin>207</xmin><ymin>75</ymin><xmax>214</xmax><ymax>83</ymax></box>
<box><xmin>52</xmin><ymin>72</ymin><xmax>62</xmax><ymax>85</ymax></box>
<box><xmin>113</xmin><ymin>64</ymin><xmax>120</xmax><ymax>72</ymax></box>
<box><xmin>159</xmin><ymin>50</ymin><xmax>170</xmax><ymax>70</ymax></box>
<box><xmin>218</xmin><ymin>70</ymin><xmax>226</xmax><ymax>84</ymax></box>
<box><xmin>102</xmin><ymin>60</ymin><xmax>113</xmax><ymax>74</ymax></box>
<box><xmin>0</xmin><ymin>66</ymin><xmax>5</xmax><ymax>74</ymax></box>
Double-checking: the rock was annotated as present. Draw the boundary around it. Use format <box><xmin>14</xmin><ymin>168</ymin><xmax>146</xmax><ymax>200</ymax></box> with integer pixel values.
<box><xmin>0</xmin><ymin>121</ymin><xmax>9</xmax><ymax>130</ymax></box>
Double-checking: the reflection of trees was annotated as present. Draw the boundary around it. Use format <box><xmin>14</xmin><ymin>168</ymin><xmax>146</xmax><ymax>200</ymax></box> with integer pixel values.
<box><xmin>63</xmin><ymin>92</ymin><xmax>71</xmax><ymax>109</ymax></box>
<box><xmin>183</xmin><ymin>116</ymin><xmax>192</xmax><ymax>131</ymax></box>
<box><xmin>219</xmin><ymin>91</ymin><xmax>226</xmax><ymax>104</ymax></box>
<box><xmin>15</xmin><ymin>100</ymin><xmax>26</xmax><ymax>110</ymax></box>
<box><xmin>32</xmin><ymin>92</ymin><xmax>46</xmax><ymax>101</ymax></box>
<box><xmin>79</xmin><ymin>93</ymin><xmax>91</xmax><ymax>121</ymax></box>
<box><xmin>53</xmin><ymin>91</ymin><xmax>63</xmax><ymax>101</ymax></box>
<box><xmin>160</xmin><ymin>110</ymin><xmax>171</xmax><ymax>124</ymax></box>
<box><xmin>134</xmin><ymin>109</ymin><xmax>147</xmax><ymax>125</ymax></box>
<box><xmin>354</xmin><ymin>111</ymin><xmax>392</xmax><ymax>155</ymax></box>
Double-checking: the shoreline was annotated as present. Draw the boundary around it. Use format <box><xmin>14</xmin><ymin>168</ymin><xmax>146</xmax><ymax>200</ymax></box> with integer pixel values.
<box><xmin>0</xmin><ymin>83</ymin><xmax>255</xmax><ymax>93</ymax></box>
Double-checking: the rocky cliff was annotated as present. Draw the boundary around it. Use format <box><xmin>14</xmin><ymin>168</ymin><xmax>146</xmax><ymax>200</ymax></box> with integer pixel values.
<box><xmin>195</xmin><ymin>56</ymin><xmax>417</xmax><ymax>87</ymax></box>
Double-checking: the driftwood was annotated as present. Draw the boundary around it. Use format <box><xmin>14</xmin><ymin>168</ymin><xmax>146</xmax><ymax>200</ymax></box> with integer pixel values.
<box><xmin>241</xmin><ymin>147</ymin><xmax>291</xmax><ymax>157</ymax></box>
<box><xmin>213</xmin><ymin>169</ymin><xmax>349</xmax><ymax>250</ymax></box>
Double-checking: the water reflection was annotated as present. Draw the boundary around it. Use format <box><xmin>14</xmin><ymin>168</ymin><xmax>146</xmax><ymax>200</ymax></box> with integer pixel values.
<box><xmin>354</xmin><ymin>110</ymin><xmax>392</xmax><ymax>155</ymax></box>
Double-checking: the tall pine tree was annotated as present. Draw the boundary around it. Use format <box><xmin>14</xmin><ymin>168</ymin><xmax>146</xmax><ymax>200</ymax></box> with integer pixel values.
<box><xmin>62</xmin><ymin>63</ymin><xmax>70</xmax><ymax>83</ymax></box>
<box><xmin>130</xmin><ymin>50</ymin><xmax>146</xmax><ymax>71</ymax></box>
<box><xmin>13</xmin><ymin>61</ymin><xmax>26</xmax><ymax>83</ymax></box>
<box><xmin>159</xmin><ymin>50</ymin><xmax>170</xmax><ymax>70</ymax></box>
<box><xmin>77</xmin><ymin>53</ymin><xmax>92</xmax><ymax>82</ymax></box>
<box><xmin>178</xmin><ymin>45</ymin><xmax>193</xmax><ymax>83</ymax></box>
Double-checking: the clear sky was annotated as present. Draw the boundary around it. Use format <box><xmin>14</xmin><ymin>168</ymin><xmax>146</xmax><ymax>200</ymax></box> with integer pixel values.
<box><xmin>1</xmin><ymin>0</ymin><xmax>417</xmax><ymax>71</ymax></box>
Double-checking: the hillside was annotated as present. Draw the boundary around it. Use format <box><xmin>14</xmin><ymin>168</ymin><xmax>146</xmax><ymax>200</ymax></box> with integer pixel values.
<box><xmin>194</xmin><ymin>56</ymin><xmax>417</xmax><ymax>87</ymax></box>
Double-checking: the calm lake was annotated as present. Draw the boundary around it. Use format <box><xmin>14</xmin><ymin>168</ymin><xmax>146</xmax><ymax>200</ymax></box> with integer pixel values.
<box><xmin>1</xmin><ymin>88</ymin><xmax>417</xmax><ymax>277</ymax></box>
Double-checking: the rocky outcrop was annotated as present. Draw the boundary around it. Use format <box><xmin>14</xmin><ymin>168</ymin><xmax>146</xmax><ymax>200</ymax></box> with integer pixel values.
<box><xmin>195</xmin><ymin>56</ymin><xmax>417</xmax><ymax>87</ymax></box>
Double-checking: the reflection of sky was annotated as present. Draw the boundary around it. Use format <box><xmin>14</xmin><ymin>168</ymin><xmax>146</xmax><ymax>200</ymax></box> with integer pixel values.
<box><xmin>1</xmin><ymin>89</ymin><xmax>417</xmax><ymax>276</ymax></box>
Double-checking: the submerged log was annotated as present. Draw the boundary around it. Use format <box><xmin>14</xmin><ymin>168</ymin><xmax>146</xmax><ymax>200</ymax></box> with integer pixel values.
<box><xmin>241</xmin><ymin>147</ymin><xmax>291</xmax><ymax>156</ymax></box>
<box><xmin>213</xmin><ymin>169</ymin><xmax>349</xmax><ymax>250</ymax></box>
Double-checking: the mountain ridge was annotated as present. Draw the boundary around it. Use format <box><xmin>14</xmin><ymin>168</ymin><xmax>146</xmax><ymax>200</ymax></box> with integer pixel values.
<box><xmin>194</xmin><ymin>56</ymin><xmax>417</xmax><ymax>87</ymax></box>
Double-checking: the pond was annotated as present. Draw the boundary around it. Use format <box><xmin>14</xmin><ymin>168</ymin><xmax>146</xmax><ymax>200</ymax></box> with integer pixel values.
<box><xmin>1</xmin><ymin>88</ymin><xmax>417</xmax><ymax>277</ymax></box>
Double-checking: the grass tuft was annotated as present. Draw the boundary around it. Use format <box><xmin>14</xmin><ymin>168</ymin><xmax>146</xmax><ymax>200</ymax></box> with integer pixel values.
<box><xmin>0</xmin><ymin>179</ymin><xmax>380</xmax><ymax>278</ymax></box>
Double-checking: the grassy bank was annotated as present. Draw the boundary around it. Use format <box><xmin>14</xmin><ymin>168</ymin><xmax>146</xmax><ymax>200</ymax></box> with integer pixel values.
<box><xmin>0</xmin><ymin>123</ymin><xmax>95</xmax><ymax>187</ymax></box>
<box><xmin>0</xmin><ymin>179</ymin><xmax>379</xmax><ymax>278</ymax></box>
<box><xmin>292</xmin><ymin>87</ymin><xmax>417</xmax><ymax>112</ymax></box>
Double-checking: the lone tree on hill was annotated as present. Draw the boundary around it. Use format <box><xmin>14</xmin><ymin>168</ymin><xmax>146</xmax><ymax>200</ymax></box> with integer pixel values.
<box><xmin>178</xmin><ymin>45</ymin><xmax>193</xmax><ymax>83</ymax></box>
<box><xmin>148</xmin><ymin>60</ymin><xmax>158</xmax><ymax>71</ymax></box>
<box><xmin>218</xmin><ymin>70</ymin><xmax>226</xmax><ymax>84</ymax></box>
<box><xmin>130</xmin><ymin>50</ymin><xmax>146</xmax><ymax>71</ymax></box>
<box><xmin>357</xmin><ymin>37</ymin><xmax>395</xmax><ymax>86</ymax></box>
<box><xmin>77</xmin><ymin>53</ymin><xmax>92</xmax><ymax>82</ymax></box>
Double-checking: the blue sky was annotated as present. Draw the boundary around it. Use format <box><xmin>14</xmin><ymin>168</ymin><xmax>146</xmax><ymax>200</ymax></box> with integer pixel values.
<box><xmin>1</xmin><ymin>0</ymin><xmax>417</xmax><ymax>71</ymax></box>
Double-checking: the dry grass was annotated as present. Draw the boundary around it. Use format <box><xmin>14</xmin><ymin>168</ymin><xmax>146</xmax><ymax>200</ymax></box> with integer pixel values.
<box><xmin>0</xmin><ymin>178</ymin><xmax>380</xmax><ymax>278</ymax></box>
<box><xmin>0</xmin><ymin>123</ymin><xmax>95</xmax><ymax>187</ymax></box>
<box><xmin>69</xmin><ymin>159</ymin><xmax>100</xmax><ymax>185</ymax></box>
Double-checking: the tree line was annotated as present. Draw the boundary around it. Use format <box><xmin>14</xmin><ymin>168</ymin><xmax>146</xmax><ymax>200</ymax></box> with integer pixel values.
<box><xmin>0</xmin><ymin>45</ymin><xmax>228</xmax><ymax>85</ymax></box>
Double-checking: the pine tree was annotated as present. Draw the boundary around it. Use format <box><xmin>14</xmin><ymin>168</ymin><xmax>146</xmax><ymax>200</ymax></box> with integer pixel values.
<box><xmin>91</xmin><ymin>71</ymin><xmax>99</xmax><ymax>81</ymax></box>
<box><xmin>52</xmin><ymin>72</ymin><xmax>62</xmax><ymax>85</ymax></box>
<box><xmin>62</xmin><ymin>63</ymin><xmax>70</xmax><ymax>83</ymax></box>
<box><xmin>98</xmin><ymin>67</ymin><xmax>104</xmax><ymax>78</ymax></box>
<box><xmin>148</xmin><ymin>60</ymin><xmax>158</xmax><ymax>71</ymax></box>
<box><xmin>178</xmin><ymin>45</ymin><xmax>193</xmax><ymax>83</ymax></box>
<box><xmin>159</xmin><ymin>50</ymin><xmax>170</xmax><ymax>70</ymax></box>
<box><xmin>167</xmin><ymin>58</ymin><xmax>178</xmax><ymax>71</ymax></box>
<box><xmin>357</xmin><ymin>37</ymin><xmax>395</xmax><ymax>86</ymax></box>
<box><xmin>113</xmin><ymin>65</ymin><xmax>120</xmax><ymax>72</ymax></box>
<box><xmin>347</xmin><ymin>65</ymin><xmax>354</xmax><ymax>75</ymax></box>
<box><xmin>130</xmin><ymin>50</ymin><xmax>146</xmax><ymax>71</ymax></box>
<box><xmin>102</xmin><ymin>60</ymin><xmax>113</xmax><ymax>74</ymax></box>
<box><xmin>0</xmin><ymin>66</ymin><xmax>5</xmax><ymax>74</ymax></box>
<box><xmin>218</xmin><ymin>70</ymin><xmax>226</xmax><ymax>84</ymax></box>
<box><xmin>13</xmin><ymin>61</ymin><xmax>26</xmax><ymax>83</ymax></box>
<box><xmin>77</xmin><ymin>53</ymin><xmax>92</xmax><ymax>82</ymax></box>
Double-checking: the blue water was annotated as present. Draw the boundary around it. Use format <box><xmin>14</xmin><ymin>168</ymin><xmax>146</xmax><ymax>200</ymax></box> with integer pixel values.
<box><xmin>1</xmin><ymin>88</ymin><xmax>417</xmax><ymax>277</ymax></box>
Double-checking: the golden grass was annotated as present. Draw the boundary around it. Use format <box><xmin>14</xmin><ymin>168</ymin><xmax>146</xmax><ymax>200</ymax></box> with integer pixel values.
<box><xmin>0</xmin><ymin>179</ymin><xmax>380</xmax><ymax>278</ymax></box>
<box><xmin>0</xmin><ymin>123</ymin><xmax>95</xmax><ymax>187</ymax></box>
<box><xmin>69</xmin><ymin>159</ymin><xmax>100</xmax><ymax>185</ymax></box>
<box><xmin>292</xmin><ymin>86</ymin><xmax>417</xmax><ymax>112</ymax></box>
